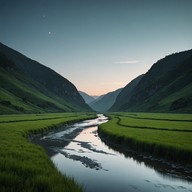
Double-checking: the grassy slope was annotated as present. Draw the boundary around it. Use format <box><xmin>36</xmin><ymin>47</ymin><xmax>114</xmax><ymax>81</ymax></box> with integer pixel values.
<box><xmin>159</xmin><ymin>83</ymin><xmax>192</xmax><ymax>112</ymax></box>
<box><xmin>118</xmin><ymin>51</ymin><xmax>192</xmax><ymax>113</ymax></box>
<box><xmin>0</xmin><ymin>64</ymin><xmax>79</xmax><ymax>114</ymax></box>
<box><xmin>0</xmin><ymin>45</ymin><xmax>91</xmax><ymax>114</ymax></box>
<box><xmin>109</xmin><ymin>74</ymin><xmax>144</xmax><ymax>111</ymax></box>
<box><xmin>0</xmin><ymin>113</ymin><xmax>95</xmax><ymax>192</ymax></box>
<box><xmin>99</xmin><ymin>113</ymin><xmax>192</xmax><ymax>162</ymax></box>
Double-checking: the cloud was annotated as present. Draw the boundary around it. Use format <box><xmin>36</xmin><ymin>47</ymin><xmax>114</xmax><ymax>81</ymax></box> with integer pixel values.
<box><xmin>115</xmin><ymin>60</ymin><xmax>139</xmax><ymax>64</ymax></box>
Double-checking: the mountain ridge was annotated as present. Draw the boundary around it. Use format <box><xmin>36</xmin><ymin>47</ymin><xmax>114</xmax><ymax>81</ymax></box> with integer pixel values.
<box><xmin>79</xmin><ymin>91</ymin><xmax>95</xmax><ymax>104</ymax></box>
<box><xmin>0</xmin><ymin>42</ymin><xmax>92</xmax><ymax>114</ymax></box>
<box><xmin>109</xmin><ymin>74</ymin><xmax>144</xmax><ymax>111</ymax></box>
<box><xmin>111</xmin><ymin>49</ymin><xmax>192</xmax><ymax>113</ymax></box>
<box><xmin>90</xmin><ymin>88</ymin><xmax>122</xmax><ymax>112</ymax></box>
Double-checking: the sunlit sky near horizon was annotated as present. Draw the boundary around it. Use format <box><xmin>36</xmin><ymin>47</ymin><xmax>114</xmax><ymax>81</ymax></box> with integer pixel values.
<box><xmin>0</xmin><ymin>0</ymin><xmax>192</xmax><ymax>95</ymax></box>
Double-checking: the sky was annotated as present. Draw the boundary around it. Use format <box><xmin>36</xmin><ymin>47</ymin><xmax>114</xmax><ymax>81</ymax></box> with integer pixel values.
<box><xmin>0</xmin><ymin>0</ymin><xmax>192</xmax><ymax>95</ymax></box>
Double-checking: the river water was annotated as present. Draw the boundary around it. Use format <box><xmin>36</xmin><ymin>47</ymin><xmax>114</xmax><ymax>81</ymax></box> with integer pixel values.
<box><xmin>39</xmin><ymin>114</ymin><xmax>192</xmax><ymax>192</ymax></box>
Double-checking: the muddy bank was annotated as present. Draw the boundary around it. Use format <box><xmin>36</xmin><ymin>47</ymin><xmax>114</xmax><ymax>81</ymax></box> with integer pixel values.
<box><xmin>31</xmin><ymin>129</ymin><xmax>111</xmax><ymax>170</ymax></box>
<box><xmin>98</xmin><ymin>131</ymin><xmax>192</xmax><ymax>182</ymax></box>
<box><xmin>30</xmin><ymin>115</ymin><xmax>110</xmax><ymax>170</ymax></box>
<box><xmin>30</xmin><ymin>126</ymin><xmax>84</xmax><ymax>156</ymax></box>
<box><xmin>30</xmin><ymin>115</ymin><xmax>192</xmax><ymax>192</ymax></box>
<box><xmin>31</xmin><ymin>116</ymin><xmax>192</xmax><ymax>181</ymax></box>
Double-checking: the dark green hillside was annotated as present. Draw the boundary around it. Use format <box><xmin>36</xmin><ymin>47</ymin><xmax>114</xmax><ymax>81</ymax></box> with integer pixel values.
<box><xmin>0</xmin><ymin>43</ymin><xmax>91</xmax><ymax>114</ymax></box>
<box><xmin>109</xmin><ymin>74</ymin><xmax>144</xmax><ymax>111</ymax></box>
<box><xmin>90</xmin><ymin>88</ymin><xmax>122</xmax><ymax>112</ymax></box>
<box><xmin>118</xmin><ymin>49</ymin><xmax>192</xmax><ymax>113</ymax></box>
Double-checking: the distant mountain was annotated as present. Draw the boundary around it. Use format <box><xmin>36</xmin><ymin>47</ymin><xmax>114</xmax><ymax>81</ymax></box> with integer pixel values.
<box><xmin>90</xmin><ymin>88</ymin><xmax>122</xmax><ymax>112</ymax></box>
<box><xmin>0</xmin><ymin>42</ymin><xmax>92</xmax><ymax>114</ymax></box>
<box><xmin>109</xmin><ymin>74</ymin><xmax>144</xmax><ymax>111</ymax></box>
<box><xmin>112</xmin><ymin>49</ymin><xmax>192</xmax><ymax>113</ymax></box>
<box><xmin>92</xmin><ymin>95</ymin><xmax>100</xmax><ymax>100</ymax></box>
<box><xmin>79</xmin><ymin>91</ymin><xmax>95</xmax><ymax>104</ymax></box>
<box><xmin>89</xmin><ymin>94</ymin><xmax>104</xmax><ymax>107</ymax></box>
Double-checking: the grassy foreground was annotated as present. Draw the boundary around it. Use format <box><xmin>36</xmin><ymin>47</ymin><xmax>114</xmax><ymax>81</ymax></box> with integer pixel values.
<box><xmin>99</xmin><ymin>113</ymin><xmax>192</xmax><ymax>163</ymax></box>
<box><xmin>0</xmin><ymin>113</ymin><xmax>95</xmax><ymax>192</ymax></box>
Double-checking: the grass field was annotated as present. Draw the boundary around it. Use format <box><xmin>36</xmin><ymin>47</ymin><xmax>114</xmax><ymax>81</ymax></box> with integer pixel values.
<box><xmin>0</xmin><ymin>113</ymin><xmax>95</xmax><ymax>192</ymax></box>
<box><xmin>99</xmin><ymin>113</ymin><xmax>192</xmax><ymax>163</ymax></box>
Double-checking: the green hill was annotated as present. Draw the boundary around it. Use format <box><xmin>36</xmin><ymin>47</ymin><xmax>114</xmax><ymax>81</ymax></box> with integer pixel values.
<box><xmin>109</xmin><ymin>75</ymin><xmax>144</xmax><ymax>111</ymax></box>
<box><xmin>0</xmin><ymin>43</ymin><xmax>92</xmax><ymax>114</ymax></box>
<box><xmin>111</xmin><ymin>49</ymin><xmax>192</xmax><ymax>113</ymax></box>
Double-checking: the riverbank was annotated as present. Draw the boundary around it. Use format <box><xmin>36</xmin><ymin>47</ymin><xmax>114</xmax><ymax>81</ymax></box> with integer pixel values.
<box><xmin>98</xmin><ymin>131</ymin><xmax>192</xmax><ymax>181</ymax></box>
<box><xmin>41</xmin><ymin>114</ymin><xmax>192</xmax><ymax>192</ymax></box>
<box><xmin>31</xmin><ymin>114</ymin><xmax>109</xmax><ymax>170</ymax></box>
<box><xmin>0</xmin><ymin>113</ymin><xmax>95</xmax><ymax>192</ymax></box>
<box><xmin>98</xmin><ymin>113</ymin><xmax>192</xmax><ymax>181</ymax></box>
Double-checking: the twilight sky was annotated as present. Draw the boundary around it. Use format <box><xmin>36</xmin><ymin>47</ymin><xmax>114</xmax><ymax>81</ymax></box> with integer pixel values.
<box><xmin>0</xmin><ymin>0</ymin><xmax>192</xmax><ymax>95</ymax></box>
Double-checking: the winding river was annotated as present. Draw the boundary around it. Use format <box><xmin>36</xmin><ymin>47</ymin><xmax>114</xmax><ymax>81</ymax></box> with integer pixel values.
<box><xmin>36</xmin><ymin>114</ymin><xmax>192</xmax><ymax>192</ymax></box>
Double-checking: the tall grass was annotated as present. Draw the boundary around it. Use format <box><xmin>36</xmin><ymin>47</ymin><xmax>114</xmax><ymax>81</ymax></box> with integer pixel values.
<box><xmin>115</xmin><ymin>115</ymin><xmax>192</xmax><ymax>132</ymax></box>
<box><xmin>0</xmin><ymin>113</ymin><xmax>95</xmax><ymax>192</ymax></box>
<box><xmin>99</xmin><ymin>113</ymin><xmax>192</xmax><ymax>163</ymax></box>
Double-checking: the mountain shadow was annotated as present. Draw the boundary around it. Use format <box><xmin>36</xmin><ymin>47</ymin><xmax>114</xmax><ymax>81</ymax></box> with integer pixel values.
<box><xmin>0</xmin><ymin>43</ymin><xmax>92</xmax><ymax>114</ymax></box>
<box><xmin>109</xmin><ymin>74</ymin><xmax>144</xmax><ymax>111</ymax></box>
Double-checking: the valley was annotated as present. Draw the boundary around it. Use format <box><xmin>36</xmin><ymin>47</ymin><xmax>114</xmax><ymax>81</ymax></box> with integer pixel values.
<box><xmin>0</xmin><ymin>44</ymin><xmax>192</xmax><ymax>191</ymax></box>
<box><xmin>32</xmin><ymin>114</ymin><xmax>192</xmax><ymax>192</ymax></box>
<box><xmin>1</xmin><ymin>0</ymin><xmax>192</xmax><ymax>191</ymax></box>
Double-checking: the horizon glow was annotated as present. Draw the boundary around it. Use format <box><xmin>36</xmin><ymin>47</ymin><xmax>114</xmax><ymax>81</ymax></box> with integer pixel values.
<box><xmin>0</xmin><ymin>0</ymin><xmax>192</xmax><ymax>95</ymax></box>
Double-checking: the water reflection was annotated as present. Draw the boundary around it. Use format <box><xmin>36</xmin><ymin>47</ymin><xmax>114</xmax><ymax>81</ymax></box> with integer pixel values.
<box><xmin>99</xmin><ymin>135</ymin><xmax>192</xmax><ymax>183</ymax></box>
<box><xmin>38</xmin><ymin>114</ymin><xmax>192</xmax><ymax>192</ymax></box>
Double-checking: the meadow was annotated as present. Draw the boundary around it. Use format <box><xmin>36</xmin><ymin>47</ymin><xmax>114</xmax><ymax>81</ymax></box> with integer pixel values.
<box><xmin>0</xmin><ymin>113</ymin><xmax>95</xmax><ymax>192</ymax></box>
<box><xmin>99</xmin><ymin>113</ymin><xmax>192</xmax><ymax>163</ymax></box>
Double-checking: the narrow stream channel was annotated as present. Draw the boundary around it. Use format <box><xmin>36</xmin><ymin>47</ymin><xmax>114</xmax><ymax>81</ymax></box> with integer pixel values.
<box><xmin>36</xmin><ymin>114</ymin><xmax>192</xmax><ymax>192</ymax></box>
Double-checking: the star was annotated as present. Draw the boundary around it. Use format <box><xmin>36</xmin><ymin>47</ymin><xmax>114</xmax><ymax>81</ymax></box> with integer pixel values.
<box><xmin>48</xmin><ymin>32</ymin><xmax>51</xmax><ymax>35</ymax></box>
